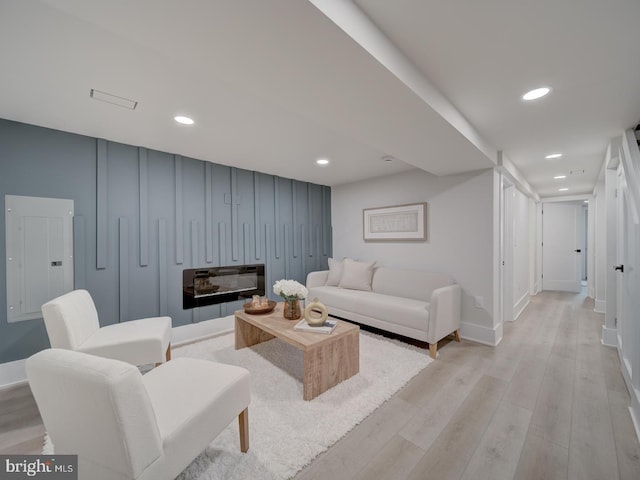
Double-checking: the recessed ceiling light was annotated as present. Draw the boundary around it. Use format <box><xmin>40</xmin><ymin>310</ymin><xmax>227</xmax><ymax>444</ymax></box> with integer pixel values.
<box><xmin>174</xmin><ymin>115</ymin><xmax>194</xmax><ymax>125</ymax></box>
<box><xmin>559</xmin><ymin>188</ymin><xmax>569</xmax><ymax>192</ymax></box>
<box><xmin>316</xmin><ymin>158</ymin><xmax>330</xmax><ymax>166</ymax></box>
<box><xmin>381</xmin><ymin>155</ymin><xmax>394</xmax><ymax>163</ymax></box>
<box><xmin>584</xmin><ymin>200</ymin><xmax>589</xmax><ymax>203</ymax></box>
<box><xmin>545</xmin><ymin>153</ymin><xmax>563</xmax><ymax>159</ymax></box>
<box><xmin>522</xmin><ymin>87</ymin><xmax>551</xmax><ymax>101</ymax></box>
<box><xmin>554</xmin><ymin>175</ymin><xmax>567</xmax><ymax>179</ymax></box>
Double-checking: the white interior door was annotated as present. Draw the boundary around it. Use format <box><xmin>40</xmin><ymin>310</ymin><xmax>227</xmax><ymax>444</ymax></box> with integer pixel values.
<box><xmin>616</xmin><ymin>166</ymin><xmax>640</xmax><ymax>381</ymax></box>
<box><xmin>616</xmin><ymin>167</ymin><xmax>625</xmax><ymax>349</ymax></box>
<box><xmin>542</xmin><ymin>202</ymin><xmax>582</xmax><ymax>292</ymax></box>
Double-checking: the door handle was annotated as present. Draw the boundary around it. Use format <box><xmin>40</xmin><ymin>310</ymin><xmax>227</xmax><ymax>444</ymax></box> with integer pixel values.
<box><xmin>574</xmin><ymin>249</ymin><xmax>581</xmax><ymax>253</ymax></box>
<box><xmin>614</xmin><ymin>264</ymin><xmax>624</xmax><ymax>273</ymax></box>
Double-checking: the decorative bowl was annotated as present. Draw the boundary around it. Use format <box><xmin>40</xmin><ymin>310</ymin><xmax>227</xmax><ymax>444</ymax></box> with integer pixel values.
<box><xmin>242</xmin><ymin>300</ymin><xmax>277</xmax><ymax>315</ymax></box>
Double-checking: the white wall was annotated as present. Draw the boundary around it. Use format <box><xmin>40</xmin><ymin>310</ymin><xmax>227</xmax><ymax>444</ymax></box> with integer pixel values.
<box><xmin>513</xmin><ymin>188</ymin><xmax>531</xmax><ymax>318</ymax></box>
<box><xmin>331</xmin><ymin>168</ymin><xmax>499</xmax><ymax>345</ymax></box>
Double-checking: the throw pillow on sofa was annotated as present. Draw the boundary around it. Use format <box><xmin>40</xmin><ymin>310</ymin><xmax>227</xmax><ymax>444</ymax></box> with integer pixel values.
<box><xmin>339</xmin><ymin>258</ymin><xmax>376</xmax><ymax>291</ymax></box>
<box><xmin>325</xmin><ymin>257</ymin><xmax>345</xmax><ymax>286</ymax></box>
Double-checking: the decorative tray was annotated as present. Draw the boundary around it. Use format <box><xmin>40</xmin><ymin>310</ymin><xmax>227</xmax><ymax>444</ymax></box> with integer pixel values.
<box><xmin>242</xmin><ymin>300</ymin><xmax>277</xmax><ymax>315</ymax></box>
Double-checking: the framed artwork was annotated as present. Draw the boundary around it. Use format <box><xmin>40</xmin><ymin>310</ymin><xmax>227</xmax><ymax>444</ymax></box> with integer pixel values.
<box><xmin>363</xmin><ymin>203</ymin><xmax>427</xmax><ymax>242</ymax></box>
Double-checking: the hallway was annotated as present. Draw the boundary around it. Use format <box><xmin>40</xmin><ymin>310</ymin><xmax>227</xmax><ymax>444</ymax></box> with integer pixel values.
<box><xmin>295</xmin><ymin>291</ymin><xmax>640</xmax><ymax>479</ymax></box>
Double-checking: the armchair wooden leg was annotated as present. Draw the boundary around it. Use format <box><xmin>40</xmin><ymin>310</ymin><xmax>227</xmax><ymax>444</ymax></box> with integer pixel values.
<box><xmin>429</xmin><ymin>343</ymin><xmax>437</xmax><ymax>359</ymax></box>
<box><xmin>156</xmin><ymin>345</ymin><xmax>172</xmax><ymax>367</ymax></box>
<box><xmin>239</xmin><ymin>408</ymin><xmax>249</xmax><ymax>452</ymax></box>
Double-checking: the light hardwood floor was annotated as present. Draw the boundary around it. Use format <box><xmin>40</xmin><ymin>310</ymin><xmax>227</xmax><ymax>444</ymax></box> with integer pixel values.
<box><xmin>2</xmin><ymin>290</ymin><xmax>639</xmax><ymax>479</ymax></box>
<box><xmin>293</xmin><ymin>290</ymin><xmax>640</xmax><ymax>480</ymax></box>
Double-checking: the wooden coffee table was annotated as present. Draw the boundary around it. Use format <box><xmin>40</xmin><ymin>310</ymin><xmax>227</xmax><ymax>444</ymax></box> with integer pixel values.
<box><xmin>234</xmin><ymin>303</ymin><xmax>360</xmax><ymax>400</ymax></box>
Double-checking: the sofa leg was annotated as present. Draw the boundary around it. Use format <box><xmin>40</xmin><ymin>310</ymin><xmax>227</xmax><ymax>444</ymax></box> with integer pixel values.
<box><xmin>239</xmin><ymin>408</ymin><xmax>249</xmax><ymax>452</ymax></box>
<box><xmin>429</xmin><ymin>343</ymin><xmax>437</xmax><ymax>359</ymax></box>
<box><xmin>453</xmin><ymin>330</ymin><xmax>461</xmax><ymax>342</ymax></box>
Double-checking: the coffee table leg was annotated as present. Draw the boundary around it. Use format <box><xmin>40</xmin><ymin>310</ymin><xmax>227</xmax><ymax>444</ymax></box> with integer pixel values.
<box><xmin>303</xmin><ymin>329</ymin><xmax>359</xmax><ymax>400</ymax></box>
<box><xmin>235</xmin><ymin>315</ymin><xmax>275</xmax><ymax>349</ymax></box>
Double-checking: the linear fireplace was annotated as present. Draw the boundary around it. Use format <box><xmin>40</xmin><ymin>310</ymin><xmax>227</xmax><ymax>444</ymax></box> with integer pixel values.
<box><xmin>182</xmin><ymin>264</ymin><xmax>265</xmax><ymax>309</ymax></box>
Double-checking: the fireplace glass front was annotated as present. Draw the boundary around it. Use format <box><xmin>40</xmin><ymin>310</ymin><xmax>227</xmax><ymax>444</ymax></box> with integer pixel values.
<box><xmin>182</xmin><ymin>264</ymin><xmax>265</xmax><ymax>309</ymax></box>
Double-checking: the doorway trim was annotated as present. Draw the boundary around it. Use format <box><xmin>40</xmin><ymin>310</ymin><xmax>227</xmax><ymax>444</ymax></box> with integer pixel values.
<box><xmin>538</xmin><ymin>194</ymin><xmax>593</xmax><ymax>295</ymax></box>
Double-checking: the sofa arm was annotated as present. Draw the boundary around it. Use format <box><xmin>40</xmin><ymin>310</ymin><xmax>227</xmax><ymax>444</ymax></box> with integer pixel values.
<box><xmin>427</xmin><ymin>284</ymin><xmax>461</xmax><ymax>344</ymax></box>
<box><xmin>306</xmin><ymin>270</ymin><xmax>329</xmax><ymax>289</ymax></box>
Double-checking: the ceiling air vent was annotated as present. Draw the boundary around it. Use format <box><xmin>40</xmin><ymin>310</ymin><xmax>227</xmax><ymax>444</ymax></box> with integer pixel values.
<box><xmin>90</xmin><ymin>89</ymin><xmax>137</xmax><ymax>110</ymax></box>
<box><xmin>569</xmin><ymin>169</ymin><xmax>585</xmax><ymax>176</ymax></box>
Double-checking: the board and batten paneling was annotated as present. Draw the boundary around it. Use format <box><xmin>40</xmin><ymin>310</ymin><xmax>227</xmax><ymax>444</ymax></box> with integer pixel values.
<box><xmin>0</xmin><ymin>118</ymin><xmax>331</xmax><ymax>363</ymax></box>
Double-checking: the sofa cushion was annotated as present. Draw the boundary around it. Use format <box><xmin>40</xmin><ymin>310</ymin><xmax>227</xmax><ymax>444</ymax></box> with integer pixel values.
<box><xmin>372</xmin><ymin>267</ymin><xmax>453</xmax><ymax>302</ymax></box>
<box><xmin>339</xmin><ymin>258</ymin><xmax>375</xmax><ymax>291</ymax></box>
<box><xmin>309</xmin><ymin>286</ymin><xmax>430</xmax><ymax>333</ymax></box>
<box><xmin>355</xmin><ymin>292</ymin><xmax>430</xmax><ymax>332</ymax></box>
<box><xmin>325</xmin><ymin>257</ymin><xmax>344</xmax><ymax>286</ymax></box>
<box><xmin>308</xmin><ymin>285</ymin><xmax>360</xmax><ymax>313</ymax></box>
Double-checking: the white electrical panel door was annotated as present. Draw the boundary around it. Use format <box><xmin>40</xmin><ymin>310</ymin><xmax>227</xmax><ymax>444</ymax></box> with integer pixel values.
<box><xmin>6</xmin><ymin>195</ymin><xmax>74</xmax><ymax>322</ymax></box>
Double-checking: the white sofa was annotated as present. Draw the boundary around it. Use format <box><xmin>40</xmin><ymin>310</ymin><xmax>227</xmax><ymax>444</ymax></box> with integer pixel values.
<box><xmin>306</xmin><ymin>261</ymin><xmax>461</xmax><ymax>359</ymax></box>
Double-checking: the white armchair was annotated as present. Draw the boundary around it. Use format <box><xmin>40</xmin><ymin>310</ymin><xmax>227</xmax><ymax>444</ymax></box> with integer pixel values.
<box><xmin>41</xmin><ymin>289</ymin><xmax>172</xmax><ymax>366</ymax></box>
<box><xmin>26</xmin><ymin>348</ymin><xmax>251</xmax><ymax>480</ymax></box>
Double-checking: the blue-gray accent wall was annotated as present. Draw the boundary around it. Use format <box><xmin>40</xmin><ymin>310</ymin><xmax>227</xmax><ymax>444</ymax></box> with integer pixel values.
<box><xmin>0</xmin><ymin>118</ymin><xmax>332</xmax><ymax>363</ymax></box>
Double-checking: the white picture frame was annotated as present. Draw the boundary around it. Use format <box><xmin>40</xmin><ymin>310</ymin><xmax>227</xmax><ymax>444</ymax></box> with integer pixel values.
<box><xmin>363</xmin><ymin>203</ymin><xmax>427</xmax><ymax>242</ymax></box>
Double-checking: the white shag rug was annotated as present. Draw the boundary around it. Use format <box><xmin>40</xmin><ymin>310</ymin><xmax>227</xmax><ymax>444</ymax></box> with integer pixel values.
<box><xmin>45</xmin><ymin>329</ymin><xmax>432</xmax><ymax>480</ymax></box>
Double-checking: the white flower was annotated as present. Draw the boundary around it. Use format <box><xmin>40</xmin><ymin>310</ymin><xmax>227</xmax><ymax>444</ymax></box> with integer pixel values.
<box><xmin>273</xmin><ymin>279</ymin><xmax>308</xmax><ymax>300</ymax></box>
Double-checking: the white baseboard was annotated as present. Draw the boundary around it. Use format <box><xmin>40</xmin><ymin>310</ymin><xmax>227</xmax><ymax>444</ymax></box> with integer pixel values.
<box><xmin>0</xmin><ymin>316</ymin><xmax>236</xmax><ymax>388</ymax></box>
<box><xmin>601</xmin><ymin>326</ymin><xmax>617</xmax><ymax>347</ymax></box>
<box><xmin>0</xmin><ymin>359</ymin><xmax>27</xmax><ymax>389</ymax></box>
<box><xmin>460</xmin><ymin>321</ymin><xmax>502</xmax><ymax>347</ymax></box>
<box><xmin>171</xmin><ymin>315</ymin><xmax>235</xmax><ymax>347</ymax></box>
<box><xmin>630</xmin><ymin>394</ymin><xmax>640</xmax><ymax>445</ymax></box>
<box><xmin>594</xmin><ymin>299</ymin><xmax>606</xmax><ymax>314</ymax></box>
<box><xmin>513</xmin><ymin>294</ymin><xmax>530</xmax><ymax>321</ymax></box>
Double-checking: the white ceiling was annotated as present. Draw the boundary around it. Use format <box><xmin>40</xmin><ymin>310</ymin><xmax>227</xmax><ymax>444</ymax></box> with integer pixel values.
<box><xmin>1</xmin><ymin>1</ymin><xmax>639</xmax><ymax>197</ymax></box>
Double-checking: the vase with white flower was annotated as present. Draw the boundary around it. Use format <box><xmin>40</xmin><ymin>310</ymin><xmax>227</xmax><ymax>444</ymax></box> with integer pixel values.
<box><xmin>273</xmin><ymin>279</ymin><xmax>308</xmax><ymax>320</ymax></box>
